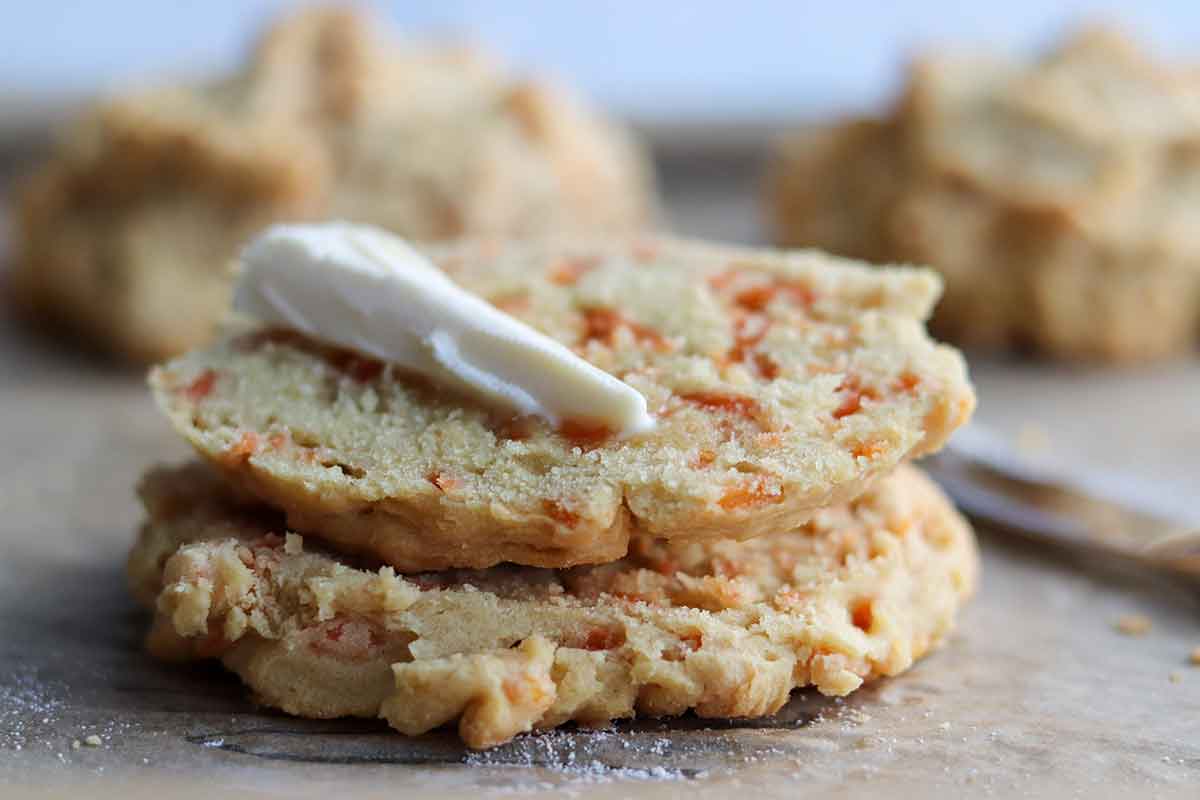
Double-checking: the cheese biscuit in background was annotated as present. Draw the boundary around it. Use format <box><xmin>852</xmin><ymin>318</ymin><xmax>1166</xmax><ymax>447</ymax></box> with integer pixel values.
<box><xmin>768</xmin><ymin>27</ymin><xmax>1200</xmax><ymax>362</ymax></box>
<box><xmin>12</xmin><ymin>7</ymin><xmax>655</xmax><ymax>362</ymax></box>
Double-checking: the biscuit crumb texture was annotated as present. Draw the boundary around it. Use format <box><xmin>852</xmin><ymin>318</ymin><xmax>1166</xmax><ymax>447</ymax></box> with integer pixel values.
<box><xmin>13</xmin><ymin>7</ymin><xmax>653</xmax><ymax>362</ymax></box>
<box><xmin>768</xmin><ymin>27</ymin><xmax>1200</xmax><ymax>362</ymax></box>
<box><xmin>1114</xmin><ymin>614</ymin><xmax>1152</xmax><ymax>636</ymax></box>
<box><xmin>151</xmin><ymin>237</ymin><xmax>973</xmax><ymax>570</ymax></box>
<box><xmin>128</xmin><ymin>461</ymin><xmax>978</xmax><ymax>750</ymax></box>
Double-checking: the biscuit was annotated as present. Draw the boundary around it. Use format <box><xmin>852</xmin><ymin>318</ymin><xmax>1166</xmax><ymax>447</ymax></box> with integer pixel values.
<box><xmin>129</xmin><ymin>461</ymin><xmax>978</xmax><ymax>749</ymax></box>
<box><xmin>768</xmin><ymin>27</ymin><xmax>1200</xmax><ymax>361</ymax></box>
<box><xmin>13</xmin><ymin>7</ymin><xmax>654</xmax><ymax>362</ymax></box>
<box><xmin>150</xmin><ymin>237</ymin><xmax>974</xmax><ymax>570</ymax></box>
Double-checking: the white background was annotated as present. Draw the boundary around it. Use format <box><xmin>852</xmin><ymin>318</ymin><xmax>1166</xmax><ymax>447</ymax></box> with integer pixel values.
<box><xmin>3</xmin><ymin>1</ymin><xmax>1199</xmax><ymax>123</ymax></box>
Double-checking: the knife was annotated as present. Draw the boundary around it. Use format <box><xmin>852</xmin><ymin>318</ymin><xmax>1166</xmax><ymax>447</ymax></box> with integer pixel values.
<box><xmin>924</xmin><ymin>426</ymin><xmax>1200</xmax><ymax>577</ymax></box>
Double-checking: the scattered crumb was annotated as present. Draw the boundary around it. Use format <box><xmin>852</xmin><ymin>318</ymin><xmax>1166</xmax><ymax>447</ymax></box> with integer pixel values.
<box><xmin>1015</xmin><ymin>422</ymin><xmax>1051</xmax><ymax>456</ymax></box>
<box><xmin>1190</xmin><ymin>646</ymin><xmax>1200</xmax><ymax>666</ymax></box>
<box><xmin>1114</xmin><ymin>614</ymin><xmax>1152</xmax><ymax>636</ymax></box>
<box><xmin>284</xmin><ymin>533</ymin><xmax>303</xmax><ymax>555</ymax></box>
<box><xmin>1169</xmin><ymin>672</ymin><xmax>1182</xmax><ymax>684</ymax></box>
<box><xmin>83</xmin><ymin>734</ymin><xmax>102</xmax><ymax>747</ymax></box>
<box><xmin>70</xmin><ymin>740</ymin><xmax>80</xmax><ymax>750</ymax></box>
<box><xmin>841</xmin><ymin>708</ymin><xmax>871</xmax><ymax>725</ymax></box>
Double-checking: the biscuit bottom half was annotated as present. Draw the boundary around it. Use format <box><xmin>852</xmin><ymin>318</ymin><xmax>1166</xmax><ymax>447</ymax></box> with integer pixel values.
<box><xmin>129</xmin><ymin>462</ymin><xmax>978</xmax><ymax>749</ymax></box>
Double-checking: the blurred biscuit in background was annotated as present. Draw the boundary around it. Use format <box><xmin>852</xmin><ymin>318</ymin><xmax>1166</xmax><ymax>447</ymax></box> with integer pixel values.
<box><xmin>768</xmin><ymin>27</ymin><xmax>1200</xmax><ymax>363</ymax></box>
<box><xmin>11</xmin><ymin>7</ymin><xmax>657</xmax><ymax>362</ymax></box>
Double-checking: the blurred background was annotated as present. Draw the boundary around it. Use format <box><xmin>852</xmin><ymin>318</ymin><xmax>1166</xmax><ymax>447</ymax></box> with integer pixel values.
<box><xmin>2</xmin><ymin>3</ymin><xmax>1199</xmax><ymax>789</ymax></box>
<box><xmin>5</xmin><ymin>0</ymin><xmax>1200</xmax><ymax>137</ymax></box>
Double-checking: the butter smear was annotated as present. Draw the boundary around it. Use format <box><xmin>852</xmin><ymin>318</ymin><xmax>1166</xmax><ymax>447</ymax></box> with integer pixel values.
<box><xmin>233</xmin><ymin>222</ymin><xmax>655</xmax><ymax>437</ymax></box>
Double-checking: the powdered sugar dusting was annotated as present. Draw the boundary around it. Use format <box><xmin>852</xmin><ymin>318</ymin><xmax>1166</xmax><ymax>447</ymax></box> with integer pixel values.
<box><xmin>463</xmin><ymin>728</ymin><xmax>699</xmax><ymax>783</ymax></box>
<box><xmin>0</xmin><ymin>663</ymin><xmax>64</xmax><ymax>753</ymax></box>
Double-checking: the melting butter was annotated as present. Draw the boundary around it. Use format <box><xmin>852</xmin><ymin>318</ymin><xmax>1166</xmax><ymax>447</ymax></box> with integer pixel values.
<box><xmin>233</xmin><ymin>222</ymin><xmax>655</xmax><ymax>437</ymax></box>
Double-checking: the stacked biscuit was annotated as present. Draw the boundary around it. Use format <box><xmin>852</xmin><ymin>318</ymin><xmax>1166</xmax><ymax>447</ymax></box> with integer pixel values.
<box><xmin>131</xmin><ymin>231</ymin><xmax>977</xmax><ymax>748</ymax></box>
<box><xmin>13</xmin><ymin>7</ymin><xmax>653</xmax><ymax>362</ymax></box>
<box><xmin>768</xmin><ymin>28</ymin><xmax>1200</xmax><ymax>362</ymax></box>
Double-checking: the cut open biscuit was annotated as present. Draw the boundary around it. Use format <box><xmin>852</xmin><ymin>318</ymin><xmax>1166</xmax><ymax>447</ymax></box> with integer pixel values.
<box><xmin>151</xmin><ymin>237</ymin><xmax>974</xmax><ymax>570</ymax></box>
<box><xmin>130</xmin><ymin>461</ymin><xmax>977</xmax><ymax>750</ymax></box>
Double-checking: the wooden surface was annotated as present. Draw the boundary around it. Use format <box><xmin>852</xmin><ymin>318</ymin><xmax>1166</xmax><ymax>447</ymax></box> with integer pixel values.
<box><xmin>2</xmin><ymin>154</ymin><xmax>1200</xmax><ymax>799</ymax></box>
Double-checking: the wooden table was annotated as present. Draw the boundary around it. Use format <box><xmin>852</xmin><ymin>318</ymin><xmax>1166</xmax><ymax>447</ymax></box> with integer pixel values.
<box><xmin>2</xmin><ymin>152</ymin><xmax>1199</xmax><ymax>799</ymax></box>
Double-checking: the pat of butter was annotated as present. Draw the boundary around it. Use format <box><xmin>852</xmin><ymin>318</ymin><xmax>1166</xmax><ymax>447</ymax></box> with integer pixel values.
<box><xmin>233</xmin><ymin>222</ymin><xmax>655</xmax><ymax>437</ymax></box>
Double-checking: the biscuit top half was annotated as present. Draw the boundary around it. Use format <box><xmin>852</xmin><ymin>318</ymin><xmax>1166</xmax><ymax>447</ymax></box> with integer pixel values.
<box><xmin>151</xmin><ymin>236</ymin><xmax>973</xmax><ymax>570</ymax></box>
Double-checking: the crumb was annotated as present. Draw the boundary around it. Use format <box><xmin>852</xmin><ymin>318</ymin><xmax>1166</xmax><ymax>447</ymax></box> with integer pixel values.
<box><xmin>841</xmin><ymin>708</ymin><xmax>871</xmax><ymax>725</ymax></box>
<box><xmin>1114</xmin><ymin>614</ymin><xmax>1152</xmax><ymax>636</ymax></box>
<box><xmin>70</xmin><ymin>740</ymin><xmax>80</xmax><ymax>750</ymax></box>
<box><xmin>83</xmin><ymin>735</ymin><xmax>102</xmax><ymax>747</ymax></box>
<box><xmin>284</xmin><ymin>533</ymin><xmax>303</xmax><ymax>556</ymax></box>
<box><xmin>1190</xmin><ymin>646</ymin><xmax>1200</xmax><ymax>666</ymax></box>
<box><xmin>1169</xmin><ymin>672</ymin><xmax>1182</xmax><ymax>684</ymax></box>
<box><xmin>1015</xmin><ymin>422</ymin><xmax>1050</xmax><ymax>456</ymax></box>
